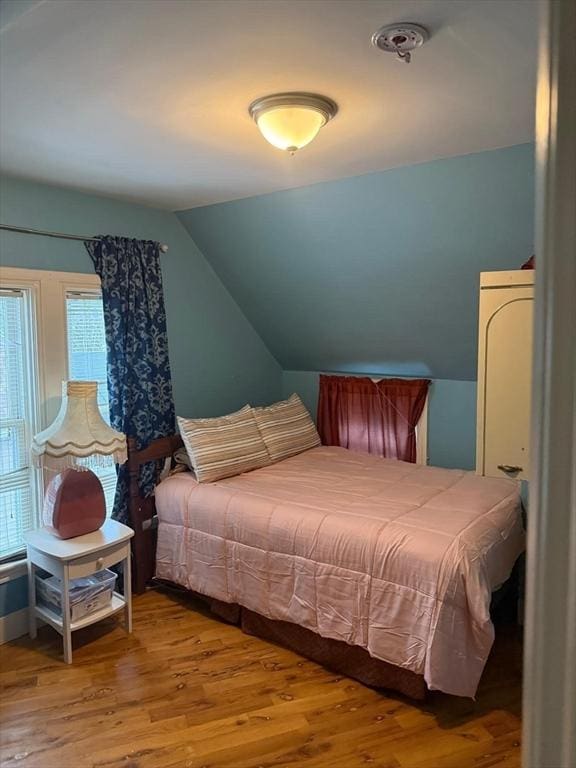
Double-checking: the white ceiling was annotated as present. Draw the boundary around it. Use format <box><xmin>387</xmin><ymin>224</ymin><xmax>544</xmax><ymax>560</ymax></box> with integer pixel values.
<box><xmin>0</xmin><ymin>0</ymin><xmax>537</xmax><ymax>210</ymax></box>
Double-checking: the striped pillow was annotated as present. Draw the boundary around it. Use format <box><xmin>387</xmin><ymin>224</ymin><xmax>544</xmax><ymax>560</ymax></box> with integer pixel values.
<box><xmin>253</xmin><ymin>394</ymin><xmax>321</xmax><ymax>462</ymax></box>
<box><xmin>177</xmin><ymin>406</ymin><xmax>271</xmax><ymax>483</ymax></box>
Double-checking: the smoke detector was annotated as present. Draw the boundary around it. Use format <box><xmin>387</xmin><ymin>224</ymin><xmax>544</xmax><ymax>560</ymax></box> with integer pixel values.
<box><xmin>371</xmin><ymin>23</ymin><xmax>429</xmax><ymax>64</ymax></box>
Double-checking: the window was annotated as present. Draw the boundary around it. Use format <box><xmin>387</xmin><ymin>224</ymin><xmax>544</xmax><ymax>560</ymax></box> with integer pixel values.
<box><xmin>316</xmin><ymin>375</ymin><xmax>429</xmax><ymax>464</ymax></box>
<box><xmin>66</xmin><ymin>292</ymin><xmax>117</xmax><ymax>515</ymax></box>
<box><xmin>0</xmin><ymin>269</ymin><xmax>116</xmax><ymax>560</ymax></box>
<box><xmin>0</xmin><ymin>289</ymin><xmax>39</xmax><ymax>559</ymax></box>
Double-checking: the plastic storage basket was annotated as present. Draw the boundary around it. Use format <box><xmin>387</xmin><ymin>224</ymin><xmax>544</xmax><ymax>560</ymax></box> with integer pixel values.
<box><xmin>36</xmin><ymin>569</ymin><xmax>117</xmax><ymax>622</ymax></box>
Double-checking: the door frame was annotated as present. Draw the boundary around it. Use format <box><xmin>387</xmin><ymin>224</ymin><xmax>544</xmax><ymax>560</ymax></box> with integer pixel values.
<box><xmin>522</xmin><ymin>1</ymin><xmax>576</xmax><ymax>766</ymax></box>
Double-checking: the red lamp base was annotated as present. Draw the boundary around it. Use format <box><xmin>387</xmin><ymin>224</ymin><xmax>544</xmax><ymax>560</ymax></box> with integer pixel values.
<box><xmin>42</xmin><ymin>468</ymin><xmax>106</xmax><ymax>539</ymax></box>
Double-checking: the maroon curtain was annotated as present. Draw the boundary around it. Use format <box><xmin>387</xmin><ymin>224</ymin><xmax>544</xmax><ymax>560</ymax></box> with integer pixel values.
<box><xmin>317</xmin><ymin>375</ymin><xmax>430</xmax><ymax>463</ymax></box>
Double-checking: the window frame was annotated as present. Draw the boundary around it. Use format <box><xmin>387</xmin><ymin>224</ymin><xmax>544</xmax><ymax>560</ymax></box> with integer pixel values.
<box><xmin>0</xmin><ymin>267</ymin><xmax>103</xmax><ymax>564</ymax></box>
<box><xmin>0</xmin><ymin>283</ymin><xmax>42</xmax><ymax>561</ymax></box>
<box><xmin>415</xmin><ymin>396</ymin><xmax>428</xmax><ymax>465</ymax></box>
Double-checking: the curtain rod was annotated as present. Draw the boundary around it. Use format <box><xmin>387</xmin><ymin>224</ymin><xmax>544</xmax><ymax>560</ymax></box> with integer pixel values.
<box><xmin>0</xmin><ymin>224</ymin><xmax>169</xmax><ymax>253</ymax></box>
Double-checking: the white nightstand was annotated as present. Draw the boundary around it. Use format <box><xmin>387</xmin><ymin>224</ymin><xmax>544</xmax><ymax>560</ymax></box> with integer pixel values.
<box><xmin>25</xmin><ymin>519</ymin><xmax>134</xmax><ymax>663</ymax></box>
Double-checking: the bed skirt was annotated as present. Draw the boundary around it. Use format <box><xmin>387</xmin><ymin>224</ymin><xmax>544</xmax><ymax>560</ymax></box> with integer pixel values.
<box><xmin>194</xmin><ymin>591</ymin><xmax>427</xmax><ymax>700</ymax></box>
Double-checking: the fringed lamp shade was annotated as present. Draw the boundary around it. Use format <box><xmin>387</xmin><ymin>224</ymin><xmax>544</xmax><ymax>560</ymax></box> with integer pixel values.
<box><xmin>32</xmin><ymin>381</ymin><xmax>126</xmax><ymax>469</ymax></box>
<box><xmin>31</xmin><ymin>381</ymin><xmax>127</xmax><ymax>539</ymax></box>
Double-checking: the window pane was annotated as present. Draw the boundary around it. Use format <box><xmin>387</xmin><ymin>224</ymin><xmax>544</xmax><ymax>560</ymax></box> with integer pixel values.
<box><xmin>66</xmin><ymin>296</ymin><xmax>109</xmax><ymax>415</ymax></box>
<box><xmin>66</xmin><ymin>294</ymin><xmax>117</xmax><ymax>516</ymax></box>
<box><xmin>0</xmin><ymin>291</ymin><xmax>38</xmax><ymax>558</ymax></box>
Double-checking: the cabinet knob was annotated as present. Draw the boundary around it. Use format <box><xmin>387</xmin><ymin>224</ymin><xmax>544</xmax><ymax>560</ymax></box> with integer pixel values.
<box><xmin>497</xmin><ymin>464</ymin><xmax>523</xmax><ymax>474</ymax></box>
<box><xmin>96</xmin><ymin>557</ymin><xmax>104</xmax><ymax>570</ymax></box>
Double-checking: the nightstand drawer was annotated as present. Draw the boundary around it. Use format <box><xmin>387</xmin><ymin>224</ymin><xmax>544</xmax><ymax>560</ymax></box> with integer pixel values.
<box><xmin>68</xmin><ymin>540</ymin><xmax>130</xmax><ymax>579</ymax></box>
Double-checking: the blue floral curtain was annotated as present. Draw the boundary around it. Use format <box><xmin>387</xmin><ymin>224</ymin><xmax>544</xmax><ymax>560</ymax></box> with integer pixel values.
<box><xmin>85</xmin><ymin>236</ymin><xmax>175</xmax><ymax>525</ymax></box>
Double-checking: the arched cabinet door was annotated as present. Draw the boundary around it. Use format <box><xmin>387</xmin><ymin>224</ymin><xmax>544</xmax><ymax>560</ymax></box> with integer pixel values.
<box><xmin>476</xmin><ymin>271</ymin><xmax>534</xmax><ymax>481</ymax></box>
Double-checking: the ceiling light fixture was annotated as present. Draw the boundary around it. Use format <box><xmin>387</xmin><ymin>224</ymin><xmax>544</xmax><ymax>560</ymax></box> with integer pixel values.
<box><xmin>249</xmin><ymin>92</ymin><xmax>338</xmax><ymax>154</ymax></box>
<box><xmin>371</xmin><ymin>23</ymin><xmax>429</xmax><ymax>64</ymax></box>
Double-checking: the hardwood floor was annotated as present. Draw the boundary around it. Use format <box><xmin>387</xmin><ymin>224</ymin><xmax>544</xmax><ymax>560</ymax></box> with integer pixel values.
<box><xmin>0</xmin><ymin>588</ymin><xmax>522</xmax><ymax>768</ymax></box>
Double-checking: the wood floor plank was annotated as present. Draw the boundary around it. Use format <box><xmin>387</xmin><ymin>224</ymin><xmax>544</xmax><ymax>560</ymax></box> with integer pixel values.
<box><xmin>0</xmin><ymin>588</ymin><xmax>522</xmax><ymax>768</ymax></box>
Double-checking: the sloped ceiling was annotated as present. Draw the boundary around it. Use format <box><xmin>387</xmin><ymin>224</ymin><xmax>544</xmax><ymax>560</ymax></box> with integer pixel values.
<box><xmin>178</xmin><ymin>144</ymin><xmax>535</xmax><ymax>381</ymax></box>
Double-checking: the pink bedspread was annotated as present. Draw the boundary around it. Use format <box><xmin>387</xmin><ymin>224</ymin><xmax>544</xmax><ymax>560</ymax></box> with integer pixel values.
<box><xmin>155</xmin><ymin>446</ymin><xmax>524</xmax><ymax>697</ymax></box>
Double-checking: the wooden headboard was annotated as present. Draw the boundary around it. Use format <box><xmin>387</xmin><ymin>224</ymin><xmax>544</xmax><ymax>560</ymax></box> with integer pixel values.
<box><xmin>127</xmin><ymin>434</ymin><xmax>183</xmax><ymax>593</ymax></box>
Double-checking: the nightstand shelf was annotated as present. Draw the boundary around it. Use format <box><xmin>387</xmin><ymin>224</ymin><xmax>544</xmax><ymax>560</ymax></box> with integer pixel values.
<box><xmin>25</xmin><ymin>519</ymin><xmax>134</xmax><ymax>663</ymax></box>
<box><xmin>34</xmin><ymin>592</ymin><xmax>127</xmax><ymax>634</ymax></box>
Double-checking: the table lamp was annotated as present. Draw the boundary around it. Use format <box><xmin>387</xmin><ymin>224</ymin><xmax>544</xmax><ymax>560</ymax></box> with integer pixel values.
<box><xmin>31</xmin><ymin>381</ymin><xmax>127</xmax><ymax>539</ymax></box>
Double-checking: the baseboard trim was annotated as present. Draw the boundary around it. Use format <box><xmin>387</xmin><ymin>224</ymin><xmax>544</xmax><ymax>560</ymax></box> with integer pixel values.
<box><xmin>0</xmin><ymin>608</ymin><xmax>28</xmax><ymax>644</ymax></box>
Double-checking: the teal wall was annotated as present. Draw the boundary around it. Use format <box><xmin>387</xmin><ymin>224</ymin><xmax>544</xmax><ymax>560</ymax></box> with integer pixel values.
<box><xmin>426</xmin><ymin>379</ymin><xmax>478</xmax><ymax>471</ymax></box>
<box><xmin>0</xmin><ymin>576</ymin><xmax>28</xmax><ymax>618</ymax></box>
<box><xmin>283</xmin><ymin>371</ymin><xmax>477</xmax><ymax>471</ymax></box>
<box><xmin>178</xmin><ymin>144</ymin><xmax>535</xmax><ymax>381</ymax></box>
<box><xmin>1</xmin><ymin>146</ymin><xmax>532</xmax><ymax>628</ymax></box>
<box><xmin>0</xmin><ymin>175</ymin><xmax>282</xmax><ymax>417</ymax></box>
<box><xmin>0</xmin><ymin>174</ymin><xmax>283</xmax><ymax>633</ymax></box>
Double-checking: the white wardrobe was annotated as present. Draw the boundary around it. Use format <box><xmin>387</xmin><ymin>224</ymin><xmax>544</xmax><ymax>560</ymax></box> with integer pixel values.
<box><xmin>476</xmin><ymin>270</ymin><xmax>534</xmax><ymax>481</ymax></box>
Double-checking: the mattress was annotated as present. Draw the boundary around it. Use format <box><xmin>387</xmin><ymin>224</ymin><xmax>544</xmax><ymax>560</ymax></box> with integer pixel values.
<box><xmin>155</xmin><ymin>446</ymin><xmax>524</xmax><ymax>697</ymax></box>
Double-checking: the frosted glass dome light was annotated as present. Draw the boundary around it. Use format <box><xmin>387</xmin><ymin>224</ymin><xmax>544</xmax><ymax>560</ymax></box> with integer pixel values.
<box><xmin>249</xmin><ymin>93</ymin><xmax>338</xmax><ymax>154</ymax></box>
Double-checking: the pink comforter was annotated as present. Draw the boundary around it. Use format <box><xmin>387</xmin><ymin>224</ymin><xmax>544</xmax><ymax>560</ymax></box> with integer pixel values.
<box><xmin>155</xmin><ymin>446</ymin><xmax>524</xmax><ymax>697</ymax></box>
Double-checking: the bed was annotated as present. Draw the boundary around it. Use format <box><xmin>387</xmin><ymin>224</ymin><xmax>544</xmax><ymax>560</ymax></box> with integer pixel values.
<box><xmin>133</xmin><ymin>442</ymin><xmax>524</xmax><ymax>699</ymax></box>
